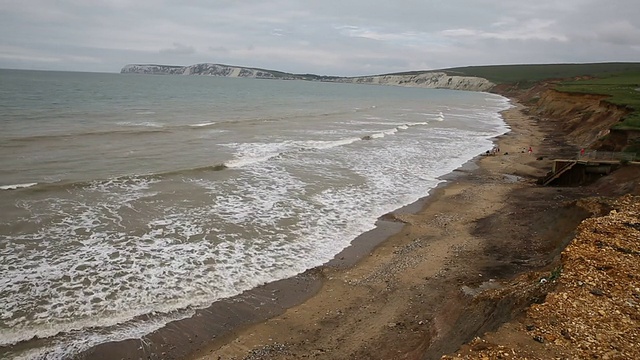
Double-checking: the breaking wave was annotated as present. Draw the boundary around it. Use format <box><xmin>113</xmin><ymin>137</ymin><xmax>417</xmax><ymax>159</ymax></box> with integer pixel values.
<box><xmin>0</xmin><ymin>183</ymin><xmax>38</xmax><ymax>190</ymax></box>
<box><xmin>5</xmin><ymin>124</ymin><xmax>426</xmax><ymax>195</ymax></box>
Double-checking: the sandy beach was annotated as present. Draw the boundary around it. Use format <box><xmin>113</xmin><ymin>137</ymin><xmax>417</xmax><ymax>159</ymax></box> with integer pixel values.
<box><xmin>141</xmin><ymin>102</ymin><xmax>595</xmax><ymax>360</ymax></box>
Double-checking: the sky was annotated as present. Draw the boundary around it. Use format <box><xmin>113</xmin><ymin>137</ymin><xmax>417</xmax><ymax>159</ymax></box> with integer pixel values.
<box><xmin>1</xmin><ymin>0</ymin><xmax>639</xmax><ymax>76</ymax></box>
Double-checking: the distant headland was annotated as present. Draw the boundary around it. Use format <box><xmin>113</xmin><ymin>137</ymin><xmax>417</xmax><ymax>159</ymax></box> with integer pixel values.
<box><xmin>120</xmin><ymin>63</ymin><xmax>495</xmax><ymax>91</ymax></box>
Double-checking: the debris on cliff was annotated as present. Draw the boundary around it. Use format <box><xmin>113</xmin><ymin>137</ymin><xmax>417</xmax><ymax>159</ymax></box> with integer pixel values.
<box><xmin>442</xmin><ymin>194</ymin><xmax>640</xmax><ymax>360</ymax></box>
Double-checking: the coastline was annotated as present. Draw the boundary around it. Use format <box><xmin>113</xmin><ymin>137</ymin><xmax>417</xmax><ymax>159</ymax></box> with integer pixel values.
<box><xmin>189</xmin><ymin>102</ymin><xmax>592</xmax><ymax>359</ymax></box>
<box><xmin>77</xmin><ymin>100</ymin><xmax>588</xmax><ymax>360</ymax></box>
<box><xmin>75</xmin><ymin>131</ymin><xmax>480</xmax><ymax>360</ymax></box>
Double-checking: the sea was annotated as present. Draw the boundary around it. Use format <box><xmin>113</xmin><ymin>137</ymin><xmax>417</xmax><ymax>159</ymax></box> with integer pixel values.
<box><xmin>0</xmin><ymin>69</ymin><xmax>511</xmax><ymax>359</ymax></box>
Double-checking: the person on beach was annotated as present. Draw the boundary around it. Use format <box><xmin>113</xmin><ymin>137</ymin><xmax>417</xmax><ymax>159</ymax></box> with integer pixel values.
<box><xmin>580</xmin><ymin>148</ymin><xmax>585</xmax><ymax>157</ymax></box>
<box><xmin>528</xmin><ymin>146</ymin><xmax>533</xmax><ymax>155</ymax></box>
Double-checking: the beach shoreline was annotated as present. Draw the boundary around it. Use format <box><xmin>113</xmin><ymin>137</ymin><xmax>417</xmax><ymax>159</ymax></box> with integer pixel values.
<box><xmin>74</xmin><ymin>127</ymin><xmax>483</xmax><ymax>360</ymax></box>
<box><xmin>188</xmin><ymin>102</ymin><xmax>593</xmax><ymax>360</ymax></box>
<box><xmin>76</xmin><ymin>100</ymin><xmax>590</xmax><ymax>360</ymax></box>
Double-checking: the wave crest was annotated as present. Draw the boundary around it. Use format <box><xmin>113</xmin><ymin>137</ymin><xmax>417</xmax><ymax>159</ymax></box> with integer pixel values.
<box><xmin>0</xmin><ymin>183</ymin><xmax>38</xmax><ymax>190</ymax></box>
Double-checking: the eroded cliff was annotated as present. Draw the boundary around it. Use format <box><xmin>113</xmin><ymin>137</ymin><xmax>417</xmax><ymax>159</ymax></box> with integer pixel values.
<box><xmin>493</xmin><ymin>83</ymin><xmax>633</xmax><ymax>151</ymax></box>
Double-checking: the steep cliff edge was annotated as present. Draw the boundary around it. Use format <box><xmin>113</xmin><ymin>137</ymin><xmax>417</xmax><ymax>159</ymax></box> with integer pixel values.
<box><xmin>492</xmin><ymin>82</ymin><xmax>634</xmax><ymax>151</ymax></box>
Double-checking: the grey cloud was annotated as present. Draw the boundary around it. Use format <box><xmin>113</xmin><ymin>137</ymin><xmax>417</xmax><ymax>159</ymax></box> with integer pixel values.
<box><xmin>208</xmin><ymin>46</ymin><xmax>230</xmax><ymax>54</ymax></box>
<box><xmin>1</xmin><ymin>1</ymin><xmax>639</xmax><ymax>75</ymax></box>
<box><xmin>159</xmin><ymin>43</ymin><xmax>196</xmax><ymax>55</ymax></box>
<box><xmin>594</xmin><ymin>21</ymin><xmax>640</xmax><ymax>46</ymax></box>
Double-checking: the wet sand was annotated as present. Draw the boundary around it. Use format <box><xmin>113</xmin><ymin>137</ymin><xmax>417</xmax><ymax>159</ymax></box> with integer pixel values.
<box><xmin>78</xmin><ymin>102</ymin><xmax>592</xmax><ymax>360</ymax></box>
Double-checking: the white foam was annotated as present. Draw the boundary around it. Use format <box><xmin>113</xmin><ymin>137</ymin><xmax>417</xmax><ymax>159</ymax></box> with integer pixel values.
<box><xmin>221</xmin><ymin>142</ymin><xmax>291</xmax><ymax>168</ymax></box>
<box><xmin>299</xmin><ymin>137</ymin><xmax>361</xmax><ymax>150</ymax></box>
<box><xmin>224</xmin><ymin>154</ymin><xmax>279</xmax><ymax>168</ymax></box>
<box><xmin>0</xmin><ymin>182</ymin><xmax>37</xmax><ymax>190</ymax></box>
<box><xmin>148</xmin><ymin>219</ymin><xmax>173</xmax><ymax>226</ymax></box>
<box><xmin>189</xmin><ymin>122</ymin><xmax>216</xmax><ymax>127</ymax></box>
<box><xmin>6</xmin><ymin>310</ymin><xmax>194</xmax><ymax>360</ymax></box>
<box><xmin>350</xmin><ymin>120</ymin><xmax>407</xmax><ymax>126</ymax></box>
<box><xmin>116</xmin><ymin>121</ymin><xmax>163</xmax><ymax>127</ymax></box>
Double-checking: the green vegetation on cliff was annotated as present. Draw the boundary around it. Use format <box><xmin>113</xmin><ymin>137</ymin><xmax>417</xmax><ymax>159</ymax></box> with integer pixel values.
<box><xmin>429</xmin><ymin>62</ymin><xmax>640</xmax><ymax>154</ymax></box>
<box><xmin>556</xmin><ymin>73</ymin><xmax>640</xmax><ymax>130</ymax></box>
<box><xmin>434</xmin><ymin>62</ymin><xmax>640</xmax><ymax>132</ymax></box>
<box><xmin>439</xmin><ymin>62</ymin><xmax>640</xmax><ymax>86</ymax></box>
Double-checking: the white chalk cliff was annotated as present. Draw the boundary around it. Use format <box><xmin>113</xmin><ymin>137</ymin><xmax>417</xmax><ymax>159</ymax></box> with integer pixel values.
<box><xmin>334</xmin><ymin>73</ymin><xmax>494</xmax><ymax>91</ymax></box>
<box><xmin>120</xmin><ymin>63</ymin><xmax>279</xmax><ymax>79</ymax></box>
<box><xmin>120</xmin><ymin>63</ymin><xmax>494</xmax><ymax>92</ymax></box>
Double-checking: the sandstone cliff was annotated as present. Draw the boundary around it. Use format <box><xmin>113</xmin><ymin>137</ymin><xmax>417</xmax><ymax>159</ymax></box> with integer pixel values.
<box><xmin>492</xmin><ymin>83</ymin><xmax>634</xmax><ymax>151</ymax></box>
<box><xmin>120</xmin><ymin>63</ymin><xmax>494</xmax><ymax>91</ymax></box>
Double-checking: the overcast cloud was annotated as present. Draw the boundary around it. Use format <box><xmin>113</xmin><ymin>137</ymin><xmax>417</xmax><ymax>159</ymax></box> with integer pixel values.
<box><xmin>1</xmin><ymin>0</ymin><xmax>639</xmax><ymax>76</ymax></box>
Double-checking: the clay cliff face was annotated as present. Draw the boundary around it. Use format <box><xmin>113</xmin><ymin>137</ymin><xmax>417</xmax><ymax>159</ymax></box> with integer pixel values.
<box><xmin>493</xmin><ymin>83</ymin><xmax>633</xmax><ymax>151</ymax></box>
<box><xmin>534</xmin><ymin>90</ymin><xmax>630</xmax><ymax>149</ymax></box>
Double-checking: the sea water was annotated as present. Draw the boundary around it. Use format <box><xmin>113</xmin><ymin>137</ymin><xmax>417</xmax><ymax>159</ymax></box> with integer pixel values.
<box><xmin>0</xmin><ymin>69</ymin><xmax>511</xmax><ymax>358</ymax></box>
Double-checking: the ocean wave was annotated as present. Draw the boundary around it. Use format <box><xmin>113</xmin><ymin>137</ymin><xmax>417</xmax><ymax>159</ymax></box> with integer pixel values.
<box><xmin>5</xmin><ymin>121</ymin><xmax>225</xmax><ymax>144</ymax></box>
<box><xmin>7</xmin><ymin>128</ymin><xmax>170</xmax><ymax>143</ymax></box>
<box><xmin>6</xmin><ymin>107</ymin><xmax>409</xmax><ymax>145</ymax></box>
<box><xmin>360</xmin><ymin>124</ymin><xmax>414</xmax><ymax>140</ymax></box>
<box><xmin>298</xmin><ymin>137</ymin><xmax>361</xmax><ymax>150</ymax></box>
<box><xmin>6</xmin><ymin>127</ymin><xmax>420</xmax><ymax>195</ymax></box>
<box><xmin>362</xmin><ymin>132</ymin><xmax>385</xmax><ymax>140</ymax></box>
<box><xmin>217</xmin><ymin>107</ymin><xmax>373</xmax><ymax>128</ymax></box>
<box><xmin>1</xmin><ymin>165</ymin><xmax>226</xmax><ymax>195</ymax></box>
<box><xmin>0</xmin><ymin>183</ymin><xmax>38</xmax><ymax>190</ymax></box>
<box><xmin>224</xmin><ymin>154</ymin><xmax>280</xmax><ymax>168</ymax></box>
<box><xmin>189</xmin><ymin>121</ymin><xmax>217</xmax><ymax>127</ymax></box>
<box><xmin>416</xmin><ymin>112</ymin><xmax>445</xmax><ymax>121</ymax></box>
<box><xmin>221</xmin><ymin>136</ymin><xmax>368</xmax><ymax>168</ymax></box>
<box><xmin>350</xmin><ymin>119</ymin><xmax>430</xmax><ymax>127</ymax></box>
<box><xmin>116</xmin><ymin>121</ymin><xmax>163</xmax><ymax>128</ymax></box>
<box><xmin>0</xmin><ymin>304</ymin><xmax>196</xmax><ymax>359</ymax></box>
